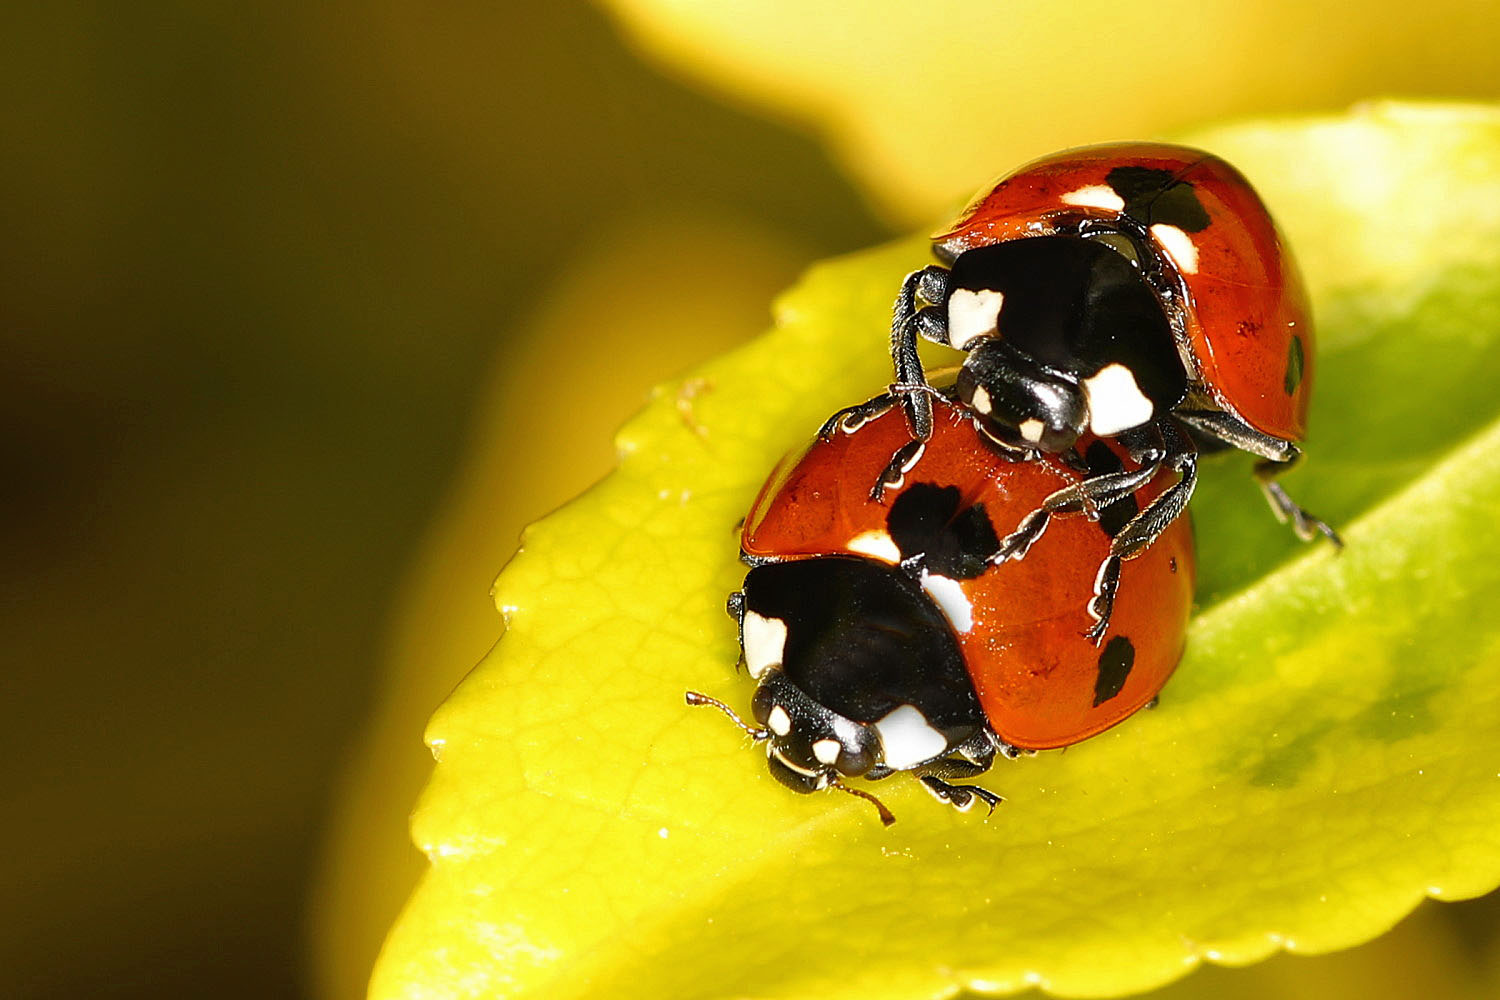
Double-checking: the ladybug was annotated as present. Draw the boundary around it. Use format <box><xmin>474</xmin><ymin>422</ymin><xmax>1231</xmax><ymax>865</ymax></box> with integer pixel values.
<box><xmin>827</xmin><ymin>142</ymin><xmax>1337</xmax><ymax>640</ymax></box>
<box><xmin>688</xmin><ymin>390</ymin><xmax>1194</xmax><ymax>824</ymax></box>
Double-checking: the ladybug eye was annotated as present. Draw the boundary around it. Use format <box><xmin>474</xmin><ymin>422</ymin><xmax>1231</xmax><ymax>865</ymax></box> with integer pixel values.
<box><xmin>832</xmin><ymin>739</ymin><xmax>876</xmax><ymax>777</ymax></box>
<box><xmin>750</xmin><ymin>683</ymin><xmax>782</xmax><ymax>729</ymax></box>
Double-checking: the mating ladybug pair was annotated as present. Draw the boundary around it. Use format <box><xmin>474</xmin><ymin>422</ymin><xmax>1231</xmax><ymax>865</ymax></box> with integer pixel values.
<box><xmin>689</xmin><ymin>142</ymin><xmax>1339</xmax><ymax>824</ymax></box>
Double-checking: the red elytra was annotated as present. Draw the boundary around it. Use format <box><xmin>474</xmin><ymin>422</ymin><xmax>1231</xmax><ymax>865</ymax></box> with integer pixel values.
<box><xmin>933</xmin><ymin>142</ymin><xmax>1312</xmax><ymax>443</ymax></box>
<box><xmin>743</xmin><ymin>395</ymin><xmax>1194</xmax><ymax>751</ymax></box>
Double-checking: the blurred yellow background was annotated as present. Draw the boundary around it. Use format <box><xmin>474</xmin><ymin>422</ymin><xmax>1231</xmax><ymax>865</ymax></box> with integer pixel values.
<box><xmin>5</xmin><ymin>3</ymin><xmax>1500</xmax><ymax>1000</ymax></box>
<box><xmin>601</xmin><ymin>0</ymin><xmax>1500</xmax><ymax>224</ymax></box>
<box><xmin>2</xmin><ymin>5</ymin><xmax>876</xmax><ymax>998</ymax></box>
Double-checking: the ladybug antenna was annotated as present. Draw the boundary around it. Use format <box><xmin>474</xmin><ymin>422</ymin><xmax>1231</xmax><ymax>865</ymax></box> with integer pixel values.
<box><xmin>830</xmin><ymin>778</ymin><xmax>896</xmax><ymax>827</ymax></box>
<box><xmin>684</xmin><ymin>691</ymin><xmax>770</xmax><ymax>741</ymax></box>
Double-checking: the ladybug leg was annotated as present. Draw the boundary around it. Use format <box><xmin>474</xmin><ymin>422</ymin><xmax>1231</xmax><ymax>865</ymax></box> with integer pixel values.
<box><xmin>1084</xmin><ymin>556</ymin><xmax>1125</xmax><ymax>645</ymax></box>
<box><xmin>913</xmin><ymin>737</ymin><xmax>1004</xmax><ymax>814</ymax></box>
<box><xmin>1177</xmin><ymin>408</ymin><xmax>1342</xmax><ymax>548</ymax></box>
<box><xmin>870</xmin><ymin>438</ymin><xmax>927</xmax><ymax>502</ymax></box>
<box><xmin>1116</xmin><ymin>422</ymin><xmax>1169</xmax><ymax>467</ymax></box>
<box><xmin>917</xmin><ymin>775</ymin><xmax>1003</xmax><ymax>815</ymax></box>
<box><xmin>990</xmin><ymin>462</ymin><xmax>1161</xmax><ymax>563</ymax></box>
<box><xmin>1084</xmin><ymin>433</ymin><xmax>1198</xmax><ymax>644</ymax></box>
<box><xmin>949</xmin><ymin>727</ymin><xmax>1004</xmax><ymax>769</ymax></box>
<box><xmin>917</xmin><ymin>756</ymin><xmax>992</xmax><ymax>781</ymax></box>
<box><xmin>1255</xmin><ymin>454</ymin><xmax>1344</xmax><ymax>547</ymax></box>
<box><xmin>991</xmin><ymin>508</ymin><xmax>1052</xmax><ymax>563</ymax></box>
<box><xmin>817</xmin><ymin>392</ymin><xmax>897</xmax><ymax>440</ymax></box>
<box><xmin>889</xmin><ymin>266</ymin><xmax>950</xmax><ymax>439</ymax></box>
<box><xmin>868</xmin><ymin>266</ymin><xmax>951</xmax><ymax>500</ymax></box>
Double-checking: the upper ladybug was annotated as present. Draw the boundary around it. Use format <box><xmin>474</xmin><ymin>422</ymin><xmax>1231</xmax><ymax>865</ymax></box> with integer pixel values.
<box><xmin>824</xmin><ymin>143</ymin><xmax>1338</xmax><ymax>639</ymax></box>
<box><xmin>934</xmin><ymin>142</ymin><xmax>1311</xmax><ymax>444</ymax></box>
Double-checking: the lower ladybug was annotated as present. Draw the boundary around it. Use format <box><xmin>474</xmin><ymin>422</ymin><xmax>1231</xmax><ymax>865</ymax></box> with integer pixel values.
<box><xmin>689</xmin><ymin>390</ymin><xmax>1194</xmax><ymax>824</ymax></box>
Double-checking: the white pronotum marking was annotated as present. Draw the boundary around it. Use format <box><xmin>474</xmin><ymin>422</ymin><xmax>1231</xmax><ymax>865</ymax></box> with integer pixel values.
<box><xmin>830</xmin><ymin>715</ymin><xmax>865</xmax><ymax>747</ymax></box>
<box><xmin>969</xmin><ymin>384</ymin><xmax>993</xmax><ymax>415</ymax></box>
<box><xmin>874</xmin><ymin>704</ymin><xmax>948</xmax><ymax>770</ymax></box>
<box><xmin>920</xmin><ymin>570</ymin><xmax>974</xmax><ymax>634</ymax></box>
<box><xmin>1060</xmin><ymin>184</ymin><xmax>1126</xmax><ymax>212</ymax></box>
<box><xmin>946</xmin><ymin>288</ymin><xmax>1005</xmax><ymax>349</ymax></box>
<box><xmin>846</xmin><ymin>529</ymin><xmax>902</xmax><ymax>564</ymax></box>
<box><xmin>741</xmin><ymin>610</ymin><xmax>787</xmax><ymax>679</ymax></box>
<box><xmin>766</xmin><ymin>705</ymin><xmax>793</xmax><ymax>737</ymax></box>
<box><xmin>1083</xmin><ymin>363</ymin><xmax>1155</xmax><ymax>436</ymax></box>
<box><xmin>1150</xmin><ymin>223</ymin><xmax>1200</xmax><ymax>274</ymax></box>
<box><xmin>812</xmin><ymin>739</ymin><xmax>842</xmax><ymax>766</ymax></box>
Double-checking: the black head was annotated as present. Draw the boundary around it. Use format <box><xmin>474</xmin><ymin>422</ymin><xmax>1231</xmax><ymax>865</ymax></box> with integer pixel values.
<box><xmin>955</xmin><ymin>339</ymin><xmax>1087</xmax><ymax>452</ymax></box>
<box><xmin>751</xmin><ymin>670</ymin><xmax>881</xmax><ymax>790</ymax></box>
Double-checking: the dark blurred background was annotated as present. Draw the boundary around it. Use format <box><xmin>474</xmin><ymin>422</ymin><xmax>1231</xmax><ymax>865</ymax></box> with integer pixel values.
<box><xmin>0</xmin><ymin>4</ymin><xmax>884</xmax><ymax>998</ymax></box>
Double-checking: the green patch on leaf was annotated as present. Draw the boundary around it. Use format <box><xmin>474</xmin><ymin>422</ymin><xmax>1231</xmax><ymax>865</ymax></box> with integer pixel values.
<box><xmin>372</xmin><ymin>103</ymin><xmax>1500</xmax><ymax>1000</ymax></box>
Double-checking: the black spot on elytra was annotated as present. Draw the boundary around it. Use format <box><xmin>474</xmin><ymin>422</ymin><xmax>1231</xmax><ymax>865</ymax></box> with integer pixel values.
<box><xmin>1106</xmin><ymin>166</ymin><xmax>1173</xmax><ymax>207</ymax></box>
<box><xmin>1083</xmin><ymin>440</ymin><xmax>1139</xmax><ymax>538</ymax></box>
<box><xmin>1284</xmin><ymin>334</ymin><xmax>1305</xmax><ymax>396</ymax></box>
<box><xmin>1150</xmin><ymin>182</ymin><xmax>1212</xmax><ymax>233</ymax></box>
<box><xmin>1093</xmin><ymin>635</ymin><xmax>1135</xmax><ymax>706</ymax></box>
<box><xmin>1083</xmin><ymin>440</ymin><xmax>1124</xmax><ymax>475</ymax></box>
<box><xmin>887</xmin><ymin>483</ymin><xmax>1000</xmax><ymax>580</ymax></box>
<box><xmin>1106</xmin><ymin>166</ymin><xmax>1211</xmax><ymax>233</ymax></box>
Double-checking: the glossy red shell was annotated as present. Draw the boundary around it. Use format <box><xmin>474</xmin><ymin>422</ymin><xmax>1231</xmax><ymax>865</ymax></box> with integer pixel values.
<box><xmin>743</xmin><ymin>397</ymin><xmax>1194</xmax><ymax>751</ymax></box>
<box><xmin>933</xmin><ymin>142</ymin><xmax>1312</xmax><ymax>443</ymax></box>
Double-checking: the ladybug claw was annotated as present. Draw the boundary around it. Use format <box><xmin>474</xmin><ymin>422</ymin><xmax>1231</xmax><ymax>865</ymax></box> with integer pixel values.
<box><xmin>818</xmin><ymin>394</ymin><xmax>895</xmax><ymax>441</ymax></box>
<box><xmin>869</xmin><ymin>439</ymin><xmax>927</xmax><ymax>503</ymax></box>
<box><xmin>918</xmin><ymin>775</ymin><xmax>1004</xmax><ymax>816</ymax></box>
<box><xmin>1295</xmin><ymin>512</ymin><xmax>1343</xmax><ymax>549</ymax></box>
<box><xmin>1258</xmin><ymin>474</ymin><xmax>1342</xmax><ymax>550</ymax></box>
<box><xmin>991</xmin><ymin>509</ymin><xmax>1050</xmax><ymax>564</ymax></box>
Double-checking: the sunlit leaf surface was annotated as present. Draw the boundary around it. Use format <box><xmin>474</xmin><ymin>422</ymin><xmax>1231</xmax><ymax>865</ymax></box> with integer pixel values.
<box><xmin>372</xmin><ymin>104</ymin><xmax>1500</xmax><ymax>1000</ymax></box>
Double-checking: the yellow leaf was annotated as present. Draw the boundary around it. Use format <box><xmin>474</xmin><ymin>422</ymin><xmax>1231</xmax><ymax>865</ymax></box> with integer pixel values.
<box><xmin>372</xmin><ymin>103</ymin><xmax>1500</xmax><ymax>999</ymax></box>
